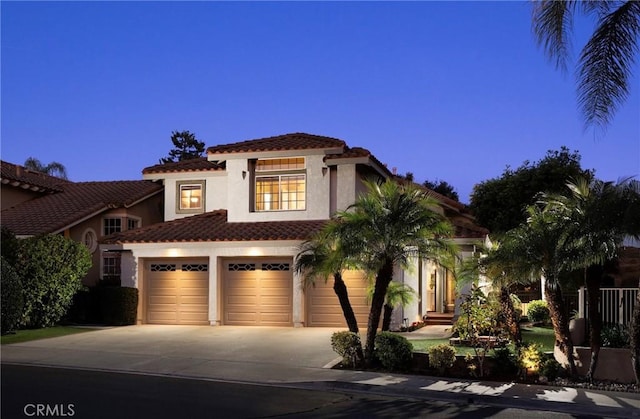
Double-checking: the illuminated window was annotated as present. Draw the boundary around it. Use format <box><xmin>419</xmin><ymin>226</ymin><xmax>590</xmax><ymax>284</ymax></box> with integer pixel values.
<box><xmin>176</xmin><ymin>181</ymin><xmax>205</xmax><ymax>214</ymax></box>
<box><xmin>255</xmin><ymin>158</ymin><xmax>306</xmax><ymax>211</ymax></box>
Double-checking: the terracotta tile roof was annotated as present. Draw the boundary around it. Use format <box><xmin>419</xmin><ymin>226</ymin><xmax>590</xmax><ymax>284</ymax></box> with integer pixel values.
<box><xmin>206</xmin><ymin>133</ymin><xmax>346</xmax><ymax>155</ymax></box>
<box><xmin>325</xmin><ymin>146</ymin><xmax>393</xmax><ymax>177</ymax></box>
<box><xmin>1</xmin><ymin>160</ymin><xmax>71</xmax><ymax>193</ymax></box>
<box><xmin>102</xmin><ymin>210</ymin><xmax>328</xmax><ymax>244</ymax></box>
<box><xmin>142</xmin><ymin>157</ymin><xmax>225</xmax><ymax>175</ymax></box>
<box><xmin>1</xmin><ymin>180</ymin><xmax>163</xmax><ymax>236</ymax></box>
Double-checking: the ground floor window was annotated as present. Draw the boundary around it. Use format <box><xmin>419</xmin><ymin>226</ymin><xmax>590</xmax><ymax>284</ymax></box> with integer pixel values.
<box><xmin>102</xmin><ymin>253</ymin><xmax>121</xmax><ymax>285</ymax></box>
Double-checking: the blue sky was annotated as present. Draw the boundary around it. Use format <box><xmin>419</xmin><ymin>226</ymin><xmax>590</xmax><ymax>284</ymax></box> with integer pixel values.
<box><xmin>2</xmin><ymin>1</ymin><xmax>638</xmax><ymax>203</ymax></box>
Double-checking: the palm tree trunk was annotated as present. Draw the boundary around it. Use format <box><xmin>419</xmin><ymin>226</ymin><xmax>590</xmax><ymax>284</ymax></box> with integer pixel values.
<box><xmin>382</xmin><ymin>304</ymin><xmax>393</xmax><ymax>332</ymax></box>
<box><xmin>585</xmin><ymin>265</ymin><xmax>603</xmax><ymax>382</ymax></box>
<box><xmin>364</xmin><ymin>260</ymin><xmax>393</xmax><ymax>366</ymax></box>
<box><xmin>545</xmin><ymin>283</ymin><xmax>577</xmax><ymax>378</ymax></box>
<box><xmin>500</xmin><ymin>286</ymin><xmax>521</xmax><ymax>346</ymax></box>
<box><xmin>333</xmin><ymin>272</ymin><xmax>359</xmax><ymax>333</ymax></box>
<box><xmin>630</xmin><ymin>278</ymin><xmax>640</xmax><ymax>385</ymax></box>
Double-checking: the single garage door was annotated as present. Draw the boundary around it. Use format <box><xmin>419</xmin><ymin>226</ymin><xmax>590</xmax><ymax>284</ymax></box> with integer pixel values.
<box><xmin>306</xmin><ymin>270</ymin><xmax>372</xmax><ymax>328</ymax></box>
<box><xmin>224</xmin><ymin>259</ymin><xmax>293</xmax><ymax>326</ymax></box>
<box><xmin>146</xmin><ymin>259</ymin><xmax>209</xmax><ymax>325</ymax></box>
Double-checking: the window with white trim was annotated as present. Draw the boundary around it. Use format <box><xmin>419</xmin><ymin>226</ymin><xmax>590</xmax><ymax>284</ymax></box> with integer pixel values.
<box><xmin>127</xmin><ymin>218</ymin><xmax>140</xmax><ymax>230</ymax></box>
<box><xmin>176</xmin><ymin>180</ymin><xmax>205</xmax><ymax>214</ymax></box>
<box><xmin>102</xmin><ymin>253</ymin><xmax>121</xmax><ymax>284</ymax></box>
<box><xmin>255</xmin><ymin>157</ymin><xmax>306</xmax><ymax>211</ymax></box>
<box><xmin>103</xmin><ymin>218</ymin><xmax>122</xmax><ymax>236</ymax></box>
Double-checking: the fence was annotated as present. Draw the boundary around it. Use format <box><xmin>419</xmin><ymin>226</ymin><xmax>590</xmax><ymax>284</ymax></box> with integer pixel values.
<box><xmin>579</xmin><ymin>287</ymin><xmax>639</xmax><ymax>325</ymax></box>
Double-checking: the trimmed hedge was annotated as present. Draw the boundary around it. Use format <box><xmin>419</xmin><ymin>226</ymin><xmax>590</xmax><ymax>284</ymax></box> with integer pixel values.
<box><xmin>100</xmin><ymin>287</ymin><xmax>139</xmax><ymax>326</ymax></box>
<box><xmin>1</xmin><ymin>257</ymin><xmax>24</xmax><ymax>334</ymax></box>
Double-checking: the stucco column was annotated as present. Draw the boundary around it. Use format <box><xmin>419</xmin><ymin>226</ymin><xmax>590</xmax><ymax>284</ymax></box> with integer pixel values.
<box><xmin>292</xmin><ymin>270</ymin><xmax>304</xmax><ymax>327</ymax></box>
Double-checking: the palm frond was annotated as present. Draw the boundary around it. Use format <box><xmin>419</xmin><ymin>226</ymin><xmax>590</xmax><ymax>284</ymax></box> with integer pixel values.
<box><xmin>577</xmin><ymin>0</ymin><xmax>640</xmax><ymax>130</ymax></box>
<box><xmin>532</xmin><ymin>0</ymin><xmax>579</xmax><ymax>72</ymax></box>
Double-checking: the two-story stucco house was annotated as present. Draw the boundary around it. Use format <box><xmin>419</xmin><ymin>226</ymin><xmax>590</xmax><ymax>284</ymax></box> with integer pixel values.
<box><xmin>0</xmin><ymin>160</ymin><xmax>164</xmax><ymax>286</ymax></box>
<box><xmin>102</xmin><ymin>133</ymin><xmax>488</xmax><ymax>328</ymax></box>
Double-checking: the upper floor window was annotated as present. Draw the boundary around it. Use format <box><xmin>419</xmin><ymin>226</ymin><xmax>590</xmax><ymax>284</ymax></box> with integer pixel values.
<box><xmin>177</xmin><ymin>180</ymin><xmax>205</xmax><ymax>214</ymax></box>
<box><xmin>255</xmin><ymin>158</ymin><xmax>306</xmax><ymax>211</ymax></box>
<box><xmin>103</xmin><ymin>216</ymin><xmax>141</xmax><ymax>237</ymax></box>
<box><xmin>127</xmin><ymin>218</ymin><xmax>140</xmax><ymax>230</ymax></box>
<box><xmin>103</xmin><ymin>218</ymin><xmax>122</xmax><ymax>236</ymax></box>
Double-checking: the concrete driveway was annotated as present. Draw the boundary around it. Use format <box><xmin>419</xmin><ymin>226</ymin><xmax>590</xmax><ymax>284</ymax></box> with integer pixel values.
<box><xmin>1</xmin><ymin>325</ymin><xmax>348</xmax><ymax>384</ymax></box>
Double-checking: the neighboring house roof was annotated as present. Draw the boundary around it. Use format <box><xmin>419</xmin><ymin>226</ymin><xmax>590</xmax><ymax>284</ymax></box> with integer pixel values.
<box><xmin>1</xmin><ymin>160</ymin><xmax>71</xmax><ymax>193</ymax></box>
<box><xmin>102</xmin><ymin>210</ymin><xmax>327</xmax><ymax>244</ymax></box>
<box><xmin>1</xmin><ymin>180</ymin><xmax>163</xmax><ymax>236</ymax></box>
<box><xmin>206</xmin><ymin>132</ymin><xmax>346</xmax><ymax>155</ymax></box>
<box><xmin>142</xmin><ymin>157</ymin><xmax>225</xmax><ymax>175</ymax></box>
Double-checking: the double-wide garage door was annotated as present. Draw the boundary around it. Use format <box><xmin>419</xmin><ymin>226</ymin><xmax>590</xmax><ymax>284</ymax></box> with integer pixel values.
<box><xmin>224</xmin><ymin>259</ymin><xmax>293</xmax><ymax>326</ymax></box>
<box><xmin>146</xmin><ymin>259</ymin><xmax>209</xmax><ymax>325</ymax></box>
<box><xmin>306</xmin><ymin>270</ymin><xmax>371</xmax><ymax>328</ymax></box>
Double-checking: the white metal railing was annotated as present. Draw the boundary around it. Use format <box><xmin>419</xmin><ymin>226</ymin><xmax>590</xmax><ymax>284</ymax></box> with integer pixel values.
<box><xmin>579</xmin><ymin>287</ymin><xmax>639</xmax><ymax>325</ymax></box>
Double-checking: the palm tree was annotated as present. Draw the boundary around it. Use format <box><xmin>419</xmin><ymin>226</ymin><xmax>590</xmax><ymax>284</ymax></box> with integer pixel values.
<box><xmin>369</xmin><ymin>281</ymin><xmax>417</xmax><ymax>332</ymax></box>
<box><xmin>332</xmin><ymin>180</ymin><xmax>456</xmax><ymax>365</ymax></box>
<box><xmin>23</xmin><ymin>157</ymin><xmax>68</xmax><ymax>179</ymax></box>
<box><xmin>532</xmin><ymin>1</ymin><xmax>640</xmax><ymax>130</ymax></box>
<box><xmin>500</xmin><ymin>203</ymin><xmax>580</xmax><ymax>376</ymax></box>
<box><xmin>295</xmin><ymin>231</ymin><xmax>361</xmax><ymax>334</ymax></box>
<box><xmin>456</xmin><ymin>242</ymin><xmax>530</xmax><ymax>347</ymax></box>
<box><xmin>545</xmin><ymin>177</ymin><xmax>640</xmax><ymax>380</ymax></box>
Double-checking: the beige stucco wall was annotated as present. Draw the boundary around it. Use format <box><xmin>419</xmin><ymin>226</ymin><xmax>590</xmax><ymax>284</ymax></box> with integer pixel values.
<box><xmin>144</xmin><ymin>172</ymin><xmax>226</xmax><ymax>221</ymax></box>
<box><xmin>225</xmin><ymin>154</ymin><xmax>331</xmax><ymax>222</ymax></box>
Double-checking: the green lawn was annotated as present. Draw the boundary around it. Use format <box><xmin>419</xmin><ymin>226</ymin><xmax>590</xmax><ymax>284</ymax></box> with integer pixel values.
<box><xmin>409</xmin><ymin>325</ymin><xmax>556</xmax><ymax>355</ymax></box>
<box><xmin>1</xmin><ymin>326</ymin><xmax>99</xmax><ymax>345</ymax></box>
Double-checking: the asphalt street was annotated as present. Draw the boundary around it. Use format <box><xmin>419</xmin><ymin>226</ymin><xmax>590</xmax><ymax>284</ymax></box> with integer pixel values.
<box><xmin>1</xmin><ymin>365</ymin><xmax>599</xmax><ymax>419</ymax></box>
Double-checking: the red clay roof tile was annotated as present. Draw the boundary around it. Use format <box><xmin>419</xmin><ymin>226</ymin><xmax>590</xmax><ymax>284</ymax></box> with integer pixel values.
<box><xmin>1</xmin><ymin>160</ymin><xmax>71</xmax><ymax>193</ymax></box>
<box><xmin>101</xmin><ymin>210</ymin><xmax>328</xmax><ymax>244</ymax></box>
<box><xmin>142</xmin><ymin>157</ymin><xmax>225</xmax><ymax>175</ymax></box>
<box><xmin>206</xmin><ymin>133</ymin><xmax>346</xmax><ymax>155</ymax></box>
<box><xmin>1</xmin><ymin>180</ymin><xmax>163</xmax><ymax>236</ymax></box>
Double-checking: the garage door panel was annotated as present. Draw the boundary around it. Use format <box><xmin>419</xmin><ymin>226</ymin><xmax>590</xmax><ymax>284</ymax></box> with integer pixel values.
<box><xmin>146</xmin><ymin>259</ymin><xmax>209</xmax><ymax>325</ymax></box>
<box><xmin>306</xmin><ymin>270</ymin><xmax>374</xmax><ymax>327</ymax></box>
<box><xmin>149</xmin><ymin>296</ymin><xmax>177</xmax><ymax>305</ymax></box>
<box><xmin>224</xmin><ymin>260</ymin><xmax>292</xmax><ymax>326</ymax></box>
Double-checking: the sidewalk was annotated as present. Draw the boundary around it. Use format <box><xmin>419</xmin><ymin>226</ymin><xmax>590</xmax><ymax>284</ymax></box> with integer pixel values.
<box><xmin>1</xmin><ymin>325</ymin><xmax>639</xmax><ymax>418</ymax></box>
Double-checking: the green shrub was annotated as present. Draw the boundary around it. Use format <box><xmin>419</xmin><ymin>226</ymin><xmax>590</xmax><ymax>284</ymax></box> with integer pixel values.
<box><xmin>526</xmin><ymin>300</ymin><xmax>550</xmax><ymax>324</ymax></box>
<box><xmin>491</xmin><ymin>346</ymin><xmax>519</xmax><ymax>376</ymax></box>
<box><xmin>65</xmin><ymin>287</ymin><xmax>102</xmax><ymax>324</ymax></box>
<box><xmin>18</xmin><ymin>234</ymin><xmax>92</xmax><ymax>328</ymax></box>
<box><xmin>540</xmin><ymin>358</ymin><xmax>562</xmax><ymax>381</ymax></box>
<box><xmin>374</xmin><ymin>331</ymin><xmax>413</xmax><ymax>371</ymax></box>
<box><xmin>601</xmin><ymin>323</ymin><xmax>630</xmax><ymax>348</ymax></box>
<box><xmin>519</xmin><ymin>342</ymin><xmax>544</xmax><ymax>372</ymax></box>
<box><xmin>331</xmin><ymin>331</ymin><xmax>362</xmax><ymax>367</ymax></box>
<box><xmin>427</xmin><ymin>344</ymin><xmax>456</xmax><ymax>373</ymax></box>
<box><xmin>99</xmin><ymin>287</ymin><xmax>139</xmax><ymax>326</ymax></box>
<box><xmin>1</xmin><ymin>257</ymin><xmax>24</xmax><ymax>334</ymax></box>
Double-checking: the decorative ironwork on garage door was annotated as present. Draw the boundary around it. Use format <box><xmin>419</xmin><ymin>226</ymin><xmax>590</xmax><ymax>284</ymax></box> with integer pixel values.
<box><xmin>182</xmin><ymin>264</ymin><xmax>208</xmax><ymax>272</ymax></box>
<box><xmin>150</xmin><ymin>264</ymin><xmax>177</xmax><ymax>272</ymax></box>
<box><xmin>228</xmin><ymin>263</ymin><xmax>256</xmax><ymax>271</ymax></box>
<box><xmin>150</xmin><ymin>263</ymin><xmax>209</xmax><ymax>272</ymax></box>
<box><xmin>261</xmin><ymin>263</ymin><xmax>290</xmax><ymax>271</ymax></box>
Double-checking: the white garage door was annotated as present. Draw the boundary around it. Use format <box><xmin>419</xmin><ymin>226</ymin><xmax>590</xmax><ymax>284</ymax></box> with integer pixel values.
<box><xmin>306</xmin><ymin>270</ymin><xmax>372</xmax><ymax>328</ymax></box>
<box><xmin>224</xmin><ymin>259</ymin><xmax>293</xmax><ymax>326</ymax></box>
<box><xmin>146</xmin><ymin>259</ymin><xmax>209</xmax><ymax>325</ymax></box>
